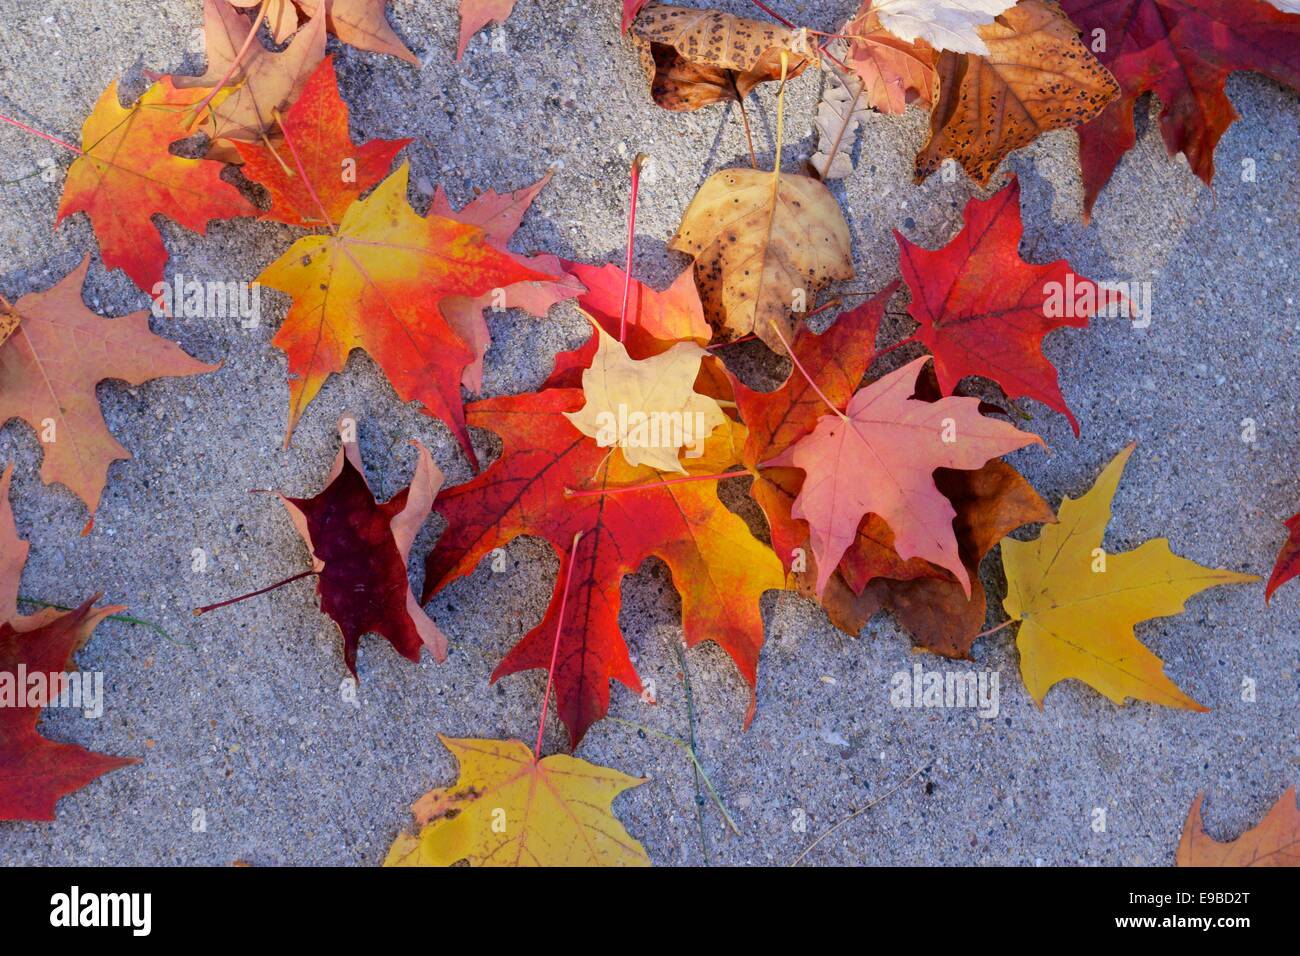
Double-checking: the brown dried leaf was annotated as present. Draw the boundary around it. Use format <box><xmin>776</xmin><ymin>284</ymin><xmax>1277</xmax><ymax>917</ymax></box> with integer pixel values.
<box><xmin>630</xmin><ymin>2</ymin><xmax>812</xmax><ymax>110</ymax></box>
<box><xmin>669</xmin><ymin>168</ymin><xmax>853</xmax><ymax>351</ymax></box>
<box><xmin>915</xmin><ymin>0</ymin><xmax>1118</xmax><ymax>185</ymax></box>
<box><xmin>801</xmin><ymin>459</ymin><xmax>1055</xmax><ymax>658</ymax></box>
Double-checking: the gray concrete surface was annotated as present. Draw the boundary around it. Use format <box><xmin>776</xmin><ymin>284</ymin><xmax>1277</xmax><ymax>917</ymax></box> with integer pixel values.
<box><xmin>0</xmin><ymin>0</ymin><xmax>1295</xmax><ymax>866</ymax></box>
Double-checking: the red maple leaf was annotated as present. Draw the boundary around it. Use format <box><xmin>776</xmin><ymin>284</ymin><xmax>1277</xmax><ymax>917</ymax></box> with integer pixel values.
<box><xmin>0</xmin><ymin>465</ymin><xmax>136</xmax><ymax>821</ymax></box>
<box><xmin>422</xmin><ymin>381</ymin><xmax>782</xmax><ymax>748</ymax></box>
<box><xmin>0</xmin><ymin>601</ymin><xmax>138</xmax><ymax>821</ymax></box>
<box><xmin>1059</xmin><ymin>0</ymin><xmax>1300</xmax><ymax>218</ymax></box>
<box><xmin>56</xmin><ymin>77</ymin><xmax>255</xmax><ymax>292</ymax></box>
<box><xmin>236</xmin><ymin>56</ymin><xmax>411</xmax><ymax>227</ymax></box>
<box><xmin>277</xmin><ymin>438</ymin><xmax>448</xmax><ymax>676</ymax></box>
<box><xmin>1266</xmin><ymin>512</ymin><xmax>1300</xmax><ymax>602</ymax></box>
<box><xmin>430</xmin><ymin>174</ymin><xmax>584</xmax><ymax>393</ymax></box>
<box><xmin>544</xmin><ymin>262</ymin><xmax>712</xmax><ymax>389</ymax></box>
<box><xmin>730</xmin><ymin>282</ymin><xmax>943</xmax><ymax>588</ymax></box>
<box><xmin>895</xmin><ymin>176</ymin><xmax>1097</xmax><ymax>435</ymax></box>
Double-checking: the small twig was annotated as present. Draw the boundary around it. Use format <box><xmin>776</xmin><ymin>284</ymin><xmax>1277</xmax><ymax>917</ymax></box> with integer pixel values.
<box><xmin>608</xmin><ymin>716</ymin><xmax>740</xmax><ymax>837</ymax></box>
<box><xmin>17</xmin><ymin>596</ymin><xmax>191</xmax><ymax>648</ymax></box>
<box><xmin>672</xmin><ymin>639</ymin><xmax>710</xmax><ymax>862</ymax></box>
<box><xmin>790</xmin><ymin>764</ymin><xmax>929</xmax><ymax>866</ymax></box>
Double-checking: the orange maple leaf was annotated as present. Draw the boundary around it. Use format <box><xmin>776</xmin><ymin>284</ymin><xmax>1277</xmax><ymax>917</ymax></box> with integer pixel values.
<box><xmin>257</xmin><ymin>162</ymin><xmax>549</xmax><ymax>462</ymax></box>
<box><xmin>56</xmin><ymin>78</ymin><xmax>255</xmax><ymax>292</ymax></box>
<box><xmin>0</xmin><ymin>259</ymin><xmax>218</xmax><ymax>517</ymax></box>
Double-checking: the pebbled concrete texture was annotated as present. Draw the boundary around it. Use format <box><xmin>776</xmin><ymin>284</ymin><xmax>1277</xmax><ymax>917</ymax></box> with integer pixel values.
<box><xmin>0</xmin><ymin>0</ymin><xmax>1295</xmax><ymax>866</ymax></box>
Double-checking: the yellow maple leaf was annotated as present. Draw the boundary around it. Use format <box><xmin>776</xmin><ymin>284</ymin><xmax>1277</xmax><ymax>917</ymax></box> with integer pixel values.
<box><xmin>564</xmin><ymin>323</ymin><xmax>726</xmax><ymax>474</ymax></box>
<box><xmin>384</xmin><ymin>736</ymin><xmax>651</xmax><ymax>867</ymax></box>
<box><xmin>1001</xmin><ymin>443</ymin><xmax>1257</xmax><ymax>710</ymax></box>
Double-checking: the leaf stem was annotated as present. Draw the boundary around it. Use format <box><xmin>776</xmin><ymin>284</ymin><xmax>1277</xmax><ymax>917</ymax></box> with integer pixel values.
<box><xmin>973</xmin><ymin>618</ymin><xmax>1016</xmax><ymax>640</ymax></box>
<box><xmin>273</xmin><ymin>107</ymin><xmax>335</xmax><ymax>233</ymax></box>
<box><xmin>536</xmin><ymin>530</ymin><xmax>584</xmax><ymax>758</ymax></box>
<box><xmin>191</xmin><ymin>569</ymin><xmax>318</xmax><ymax>616</ymax></box>
<box><xmin>0</xmin><ymin>112</ymin><xmax>82</xmax><ymax>154</ymax></box>
<box><xmin>185</xmin><ymin>0</ymin><xmax>269</xmax><ymax>129</ymax></box>
<box><xmin>865</xmin><ymin>335</ymin><xmax>918</xmax><ymax>368</ymax></box>
<box><xmin>619</xmin><ymin>154</ymin><xmax>647</xmax><ymax>344</ymax></box>
<box><xmin>565</xmin><ymin>469</ymin><xmax>751</xmax><ymax>499</ymax></box>
<box><xmin>747</xmin><ymin>0</ymin><xmax>795</xmax><ymax>28</ymax></box>
<box><xmin>765</xmin><ymin>320</ymin><xmax>846</xmax><ymax>420</ymax></box>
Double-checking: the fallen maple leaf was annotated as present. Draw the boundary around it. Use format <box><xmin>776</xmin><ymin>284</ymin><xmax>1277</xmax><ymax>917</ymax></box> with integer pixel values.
<box><xmin>424</xmin><ymin>392</ymin><xmax>782</xmax><ymax>747</ymax></box>
<box><xmin>1266</xmin><ymin>512</ymin><xmax>1300</xmax><ymax>602</ymax></box>
<box><xmin>236</xmin><ymin>56</ymin><xmax>411</xmax><ymax>227</ymax></box>
<box><xmin>0</xmin><ymin>302</ymin><xmax>17</xmax><ymax>351</ymax></box>
<box><xmin>1060</xmin><ymin>0</ymin><xmax>1300</xmax><ymax>219</ymax></box>
<box><xmin>0</xmin><ymin>468</ymin><xmax>137</xmax><ymax>820</ymax></box>
<box><xmin>457</xmin><ymin>0</ymin><xmax>518</xmax><ymax>59</ymax></box>
<box><xmin>840</xmin><ymin>6</ymin><xmax>938</xmax><ymax>114</ymax></box>
<box><xmin>277</xmin><ymin>433</ymin><xmax>448</xmax><ymax>674</ymax></box>
<box><xmin>197</xmin><ymin>429</ymin><xmax>448</xmax><ymax>675</ymax></box>
<box><xmin>731</xmin><ymin>295</ymin><xmax>1055</xmax><ymax>655</ymax></box>
<box><xmin>915</xmin><ymin>0</ymin><xmax>1119</xmax><ymax>186</ymax></box>
<box><xmin>256</xmin><ymin>162</ymin><xmax>548</xmax><ymax>460</ymax></box>
<box><xmin>229</xmin><ymin>0</ymin><xmax>302</xmax><ymax>43</ymax></box>
<box><xmin>385</xmin><ymin>735</ymin><xmax>650</xmax><ymax>866</ymax></box>
<box><xmin>0</xmin><ymin>259</ymin><xmax>218</xmax><ymax>518</ymax></box>
<box><xmin>670</xmin><ymin>167</ymin><xmax>853</xmax><ymax>352</ymax></box>
<box><xmin>55</xmin><ymin>78</ymin><xmax>255</xmax><ymax>292</ymax></box>
<box><xmin>564</xmin><ymin>323</ymin><xmax>726</xmax><ymax>473</ymax></box>
<box><xmin>630</xmin><ymin>3</ymin><xmax>813</xmax><ymax>110</ymax></box>
<box><xmin>870</xmin><ymin>0</ymin><xmax>1017</xmax><ymax>54</ymax></box>
<box><xmin>810</xmin><ymin>66</ymin><xmax>875</xmax><ymax>180</ymax></box>
<box><xmin>807</xmin><ymin>459</ymin><xmax>1055</xmax><ymax>656</ymax></box>
<box><xmin>429</xmin><ymin>174</ymin><xmax>584</xmax><ymax>393</ymax></box>
<box><xmin>731</xmin><ymin>285</ymin><xmax>902</xmax><ymax>574</ymax></box>
<box><xmin>295</xmin><ymin>0</ymin><xmax>420</xmax><ymax>65</ymax></box>
<box><xmin>544</xmin><ymin>262</ymin><xmax>711</xmax><ymax>388</ymax></box>
<box><xmin>769</xmin><ymin>355</ymin><xmax>1043</xmax><ymax>596</ymax></box>
<box><xmin>173</xmin><ymin>0</ymin><xmax>326</xmax><ymax>160</ymax></box>
<box><xmin>0</xmin><ymin>465</ymin><xmax>25</xmax><ymax>627</ymax></box>
<box><xmin>895</xmin><ymin>175</ymin><xmax>1098</xmax><ymax>435</ymax></box>
<box><xmin>1001</xmin><ymin>443</ymin><xmax>1258</xmax><ymax>710</ymax></box>
<box><xmin>1176</xmin><ymin>787</ymin><xmax>1300</xmax><ymax>866</ymax></box>
<box><xmin>0</xmin><ymin>601</ymin><xmax>139</xmax><ymax>821</ymax></box>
